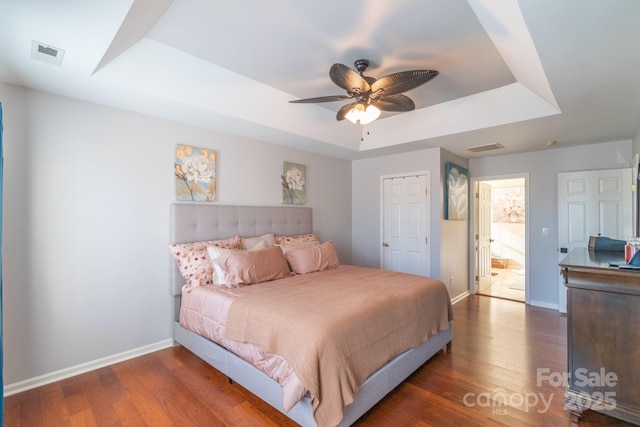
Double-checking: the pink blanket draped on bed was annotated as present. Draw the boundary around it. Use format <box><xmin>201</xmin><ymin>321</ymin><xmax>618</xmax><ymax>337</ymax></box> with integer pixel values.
<box><xmin>224</xmin><ymin>265</ymin><xmax>452</xmax><ymax>427</ymax></box>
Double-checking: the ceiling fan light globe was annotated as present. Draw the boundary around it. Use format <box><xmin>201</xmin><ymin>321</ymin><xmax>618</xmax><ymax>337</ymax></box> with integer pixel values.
<box><xmin>360</xmin><ymin>105</ymin><xmax>381</xmax><ymax>124</ymax></box>
<box><xmin>345</xmin><ymin>104</ymin><xmax>381</xmax><ymax>125</ymax></box>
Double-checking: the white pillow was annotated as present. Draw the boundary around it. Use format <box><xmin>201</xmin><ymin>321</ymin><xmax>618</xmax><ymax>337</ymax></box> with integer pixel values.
<box><xmin>241</xmin><ymin>232</ymin><xmax>277</xmax><ymax>250</ymax></box>
<box><xmin>207</xmin><ymin>240</ymin><xmax>268</xmax><ymax>285</ymax></box>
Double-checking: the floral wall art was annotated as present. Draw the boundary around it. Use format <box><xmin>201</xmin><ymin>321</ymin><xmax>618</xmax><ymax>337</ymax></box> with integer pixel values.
<box><xmin>174</xmin><ymin>144</ymin><xmax>216</xmax><ymax>202</ymax></box>
<box><xmin>445</xmin><ymin>162</ymin><xmax>468</xmax><ymax>220</ymax></box>
<box><xmin>281</xmin><ymin>161</ymin><xmax>306</xmax><ymax>205</ymax></box>
<box><xmin>493</xmin><ymin>186</ymin><xmax>525</xmax><ymax>223</ymax></box>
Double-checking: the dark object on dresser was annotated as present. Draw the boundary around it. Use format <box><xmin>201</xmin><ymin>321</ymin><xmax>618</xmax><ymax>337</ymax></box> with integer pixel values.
<box><xmin>587</xmin><ymin>235</ymin><xmax>625</xmax><ymax>252</ymax></box>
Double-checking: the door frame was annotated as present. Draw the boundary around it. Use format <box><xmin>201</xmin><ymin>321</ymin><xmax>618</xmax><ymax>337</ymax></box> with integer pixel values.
<box><xmin>469</xmin><ymin>173</ymin><xmax>530</xmax><ymax>304</ymax></box>
<box><xmin>476</xmin><ymin>181</ymin><xmax>493</xmax><ymax>293</ymax></box>
<box><xmin>379</xmin><ymin>171</ymin><xmax>430</xmax><ymax>275</ymax></box>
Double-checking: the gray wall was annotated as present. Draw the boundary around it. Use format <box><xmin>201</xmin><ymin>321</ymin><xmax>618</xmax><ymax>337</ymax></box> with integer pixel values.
<box><xmin>1</xmin><ymin>83</ymin><xmax>352</xmax><ymax>388</ymax></box>
<box><xmin>3</xmin><ymin>78</ymin><xmax>637</xmax><ymax>390</ymax></box>
<box><xmin>470</xmin><ymin>140</ymin><xmax>633</xmax><ymax>308</ymax></box>
<box><xmin>439</xmin><ymin>150</ymin><xmax>470</xmax><ymax>299</ymax></box>
<box><xmin>351</xmin><ymin>148</ymin><xmax>442</xmax><ymax>276</ymax></box>
<box><xmin>351</xmin><ymin>148</ymin><xmax>470</xmax><ymax>301</ymax></box>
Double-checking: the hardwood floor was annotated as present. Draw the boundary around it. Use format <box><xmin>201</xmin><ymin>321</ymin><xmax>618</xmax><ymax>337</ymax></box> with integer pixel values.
<box><xmin>5</xmin><ymin>295</ymin><xmax>634</xmax><ymax>426</ymax></box>
<box><xmin>477</xmin><ymin>268</ymin><xmax>526</xmax><ymax>302</ymax></box>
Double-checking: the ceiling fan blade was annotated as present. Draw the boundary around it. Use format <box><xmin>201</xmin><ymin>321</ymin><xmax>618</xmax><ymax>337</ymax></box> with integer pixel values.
<box><xmin>336</xmin><ymin>102</ymin><xmax>357</xmax><ymax>121</ymax></box>
<box><xmin>330</xmin><ymin>63</ymin><xmax>370</xmax><ymax>94</ymax></box>
<box><xmin>371</xmin><ymin>70</ymin><xmax>438</xmax><ymax>97</ymax></box>
<box><xmin>289</xmin><ymin>95</ymin><xmax>352</xmax><ymax>103</ymax></box>
<box><xmin>374</xmin><ymin>94</ymin><xmax>415</xmax><ymax>112</ymax></box>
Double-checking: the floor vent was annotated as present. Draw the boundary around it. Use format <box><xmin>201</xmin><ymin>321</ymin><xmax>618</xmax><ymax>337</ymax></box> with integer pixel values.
<box><xmin>466</xmin><ymin>143</ymin><xmax>504</xmax><ymax>153</ymax></box>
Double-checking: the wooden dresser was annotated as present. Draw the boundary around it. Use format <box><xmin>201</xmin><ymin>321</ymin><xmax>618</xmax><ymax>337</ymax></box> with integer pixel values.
<box><xmin>559</xmin><ymin>248</ymin><xmax>640</xmax><ymax>425</ymax></box>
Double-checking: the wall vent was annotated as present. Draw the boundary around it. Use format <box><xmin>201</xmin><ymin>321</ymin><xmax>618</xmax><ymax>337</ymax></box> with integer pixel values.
<box><xmin>31</xmin><ymin>41</ymin><xmax>64</xmax><ymax>66</ymax></box>
<box><xmin>466</xmin><ymin>142</ymin><xmax>504</xmax><ymax>153</ymax></box>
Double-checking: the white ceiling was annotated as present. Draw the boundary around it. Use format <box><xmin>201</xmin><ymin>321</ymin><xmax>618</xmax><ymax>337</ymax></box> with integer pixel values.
<box><xmin>1</xmin><ymin>0</ymin><xmax>639</xmax><ymax>160</ymax></box>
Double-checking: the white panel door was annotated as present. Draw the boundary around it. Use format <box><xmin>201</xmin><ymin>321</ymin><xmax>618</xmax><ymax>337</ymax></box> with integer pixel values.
<box><xmin>558</xmin><ymin>168</ymin><xmax>633</xmax><ymax>312</ymax></box>
<box><xmin>477</xmin><ymin>182</ymin><xmax>493</xmax><ymax>292</ymax></box>
<box><xmin>382</xmin><ymin>174</ymin><xmax>430</xmax><ymax>276</ymax></box>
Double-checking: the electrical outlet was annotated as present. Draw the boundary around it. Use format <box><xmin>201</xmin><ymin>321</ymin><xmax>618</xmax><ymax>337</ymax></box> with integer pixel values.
<box><xmin>449</xmin><ymin>276</ymin><xmax>454</xmax><ymax>287</ymax></box>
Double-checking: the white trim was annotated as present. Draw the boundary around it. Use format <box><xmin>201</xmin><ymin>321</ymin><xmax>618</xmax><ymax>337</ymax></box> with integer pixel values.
<box><xmin>469</xmin><ymin>173</ymin><xmax>530</xmax><ymax>304</ymax></box>
<box><xmin>529</xmin><ymin>300</ymin><xmax>558</xmax><ymax>311</ymax></box>
<box><xmin>4</xmin><ymin>339</ymin><xmax>174</xmax><ymax>396</ymax></box>
<box><xmin>450</xmin><ymin>291</ymin><xmax>470</xmax><ymax>305</ymax></box>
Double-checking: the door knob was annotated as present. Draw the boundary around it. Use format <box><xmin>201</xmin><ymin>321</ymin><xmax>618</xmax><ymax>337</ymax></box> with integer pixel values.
<box><xmin>383</xmin><ymin>242</ymin><xmax>389</xmax><ymax>247</ymax></box>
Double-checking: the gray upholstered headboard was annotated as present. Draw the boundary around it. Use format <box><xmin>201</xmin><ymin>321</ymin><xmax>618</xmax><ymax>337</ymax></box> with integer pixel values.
<box><xmin>169</xmin><ymin>203</ymin><xmax>313</xmax><ymax>297</ymax></box>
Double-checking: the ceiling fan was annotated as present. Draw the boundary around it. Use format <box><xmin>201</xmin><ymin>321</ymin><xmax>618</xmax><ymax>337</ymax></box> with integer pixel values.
<box><xmin>289</xmin><ymin>59</ymin><xmax>438</xmax><ymax>124</ymax></box>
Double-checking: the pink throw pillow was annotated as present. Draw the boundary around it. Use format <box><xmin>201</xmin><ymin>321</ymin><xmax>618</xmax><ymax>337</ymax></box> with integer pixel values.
<box><xmin>212</xmin><ymin>246</ymin><xmax>293</xmax><ymax>287</ymax></box>
<box><xmin>285</xmin><ymin>241</ymin><xmax>340</xmax><ymax>274</ymax></box>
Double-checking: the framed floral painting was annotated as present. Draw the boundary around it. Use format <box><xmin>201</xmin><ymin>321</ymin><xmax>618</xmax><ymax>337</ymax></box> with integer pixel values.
<box><xmin>174</xmin><ymin>144</ymin><xmax>216</xmax><ymax>202</ymax></box>
<box><xmin>281</xmin><ymin>161</ymin><xmax>306</xmax><ymax>205</ymax></box>
<box><xmin>445</xmin><ymin>162</ymin><xmax>468</xmax><ymax>220</ymax></box>
<box><xmin>493</xmin><ymin>186</ymin><xmax>525</xmax><ymax>223</ymax></box>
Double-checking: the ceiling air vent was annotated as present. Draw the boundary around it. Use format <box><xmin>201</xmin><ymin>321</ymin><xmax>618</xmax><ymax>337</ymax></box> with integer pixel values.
<box><xmin>31</xmin><ymin>41</ymin><xmax>64</xmax><ymax>66</ymax></box>
<box><xmin>466</xmin><ymin>142</ymin><xmax>504</xmax><ymax>153</ymax></box>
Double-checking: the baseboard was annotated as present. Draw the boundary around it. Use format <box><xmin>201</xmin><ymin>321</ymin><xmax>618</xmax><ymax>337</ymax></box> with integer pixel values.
<box><xmin>528</xmin><ymin>299</ymin><xmax>559</xmax><ymax>311</ymax></box>
<box><xmin>450</xmin><ymin>291</ymin><xmax>470</xmax><ymax>305</ymax></box>
<box><xmin>4</xmin><ymin>339</ymin><xmax>174</xmax><ymax>396</ymax></box>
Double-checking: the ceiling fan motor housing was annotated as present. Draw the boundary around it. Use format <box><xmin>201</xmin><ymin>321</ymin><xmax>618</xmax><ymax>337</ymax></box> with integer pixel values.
<box><xmin>354</xmin><ymin>59</ymin><xmax>370</xmax><ymax>74</ymax></box>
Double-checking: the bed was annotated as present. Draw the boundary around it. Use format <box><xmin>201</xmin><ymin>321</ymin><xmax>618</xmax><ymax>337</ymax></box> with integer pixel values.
<box><xmin>169</xmin><ymin>203</ymin><xmax>453</xmax><ymax>427</ymax></box>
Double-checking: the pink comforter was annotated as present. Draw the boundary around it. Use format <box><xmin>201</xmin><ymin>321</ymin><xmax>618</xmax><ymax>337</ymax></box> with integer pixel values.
<box><xmin>180</xmin><ymin>265</ymin><xmax>452</xmax><ymax>425</ymax></box>
<box><xmin>225</xmin><ymin>265</ymin><xmax>452</xmax><ymax>427</ymax></box>
<box><xmin>179</xmin><ymin>283</ymin><xmax>307</xmax><ymax>411</ymax></box>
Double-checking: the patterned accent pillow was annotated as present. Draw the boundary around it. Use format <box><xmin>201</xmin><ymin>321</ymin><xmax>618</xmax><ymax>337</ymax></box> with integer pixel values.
<box><xmin>169</xmin><ymin>235</ymin><xmax>241</xmax><ymax>289</ymax></box>
<box><xmin>275</xmin><ymin>233</ymin><xmax>318</xmax><ymax>245</ymax></box>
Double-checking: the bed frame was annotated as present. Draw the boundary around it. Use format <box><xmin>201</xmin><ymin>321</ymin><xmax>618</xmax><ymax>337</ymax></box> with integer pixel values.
<box><xmin>170</xmin><ymin>203</ymin><xmax>452</xmax><ymax>427</ymax></box>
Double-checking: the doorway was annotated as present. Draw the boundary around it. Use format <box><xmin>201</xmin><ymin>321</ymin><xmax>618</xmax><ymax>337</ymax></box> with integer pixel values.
<box><xmin>472</xmin><ymin>176</ymin><xmax>528</xmax><ymax>303</ymax></box>
<box><xmin>557</xmin><ymin>167</ymin><xmax>633</xmax><ymax>312</ymax></box>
